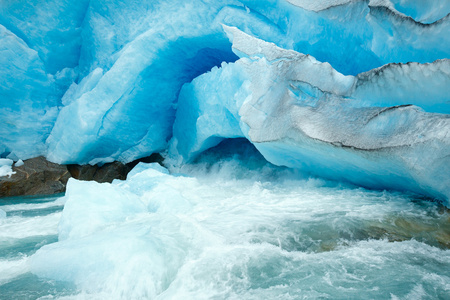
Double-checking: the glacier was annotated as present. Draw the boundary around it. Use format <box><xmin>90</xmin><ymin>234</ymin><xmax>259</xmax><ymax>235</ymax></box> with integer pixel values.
<box><xmin>1</xmin><ymin>0</ymin><xmax>450</xmax><ymax>202</ymax></box>
<box><xmin>1</xmin><ymin>1</ymin><xmax>450</xmax><ymax>297</ymax></box>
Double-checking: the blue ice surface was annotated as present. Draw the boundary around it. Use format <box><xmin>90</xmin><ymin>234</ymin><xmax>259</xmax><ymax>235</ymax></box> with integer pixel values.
<box><xmin>170</xmin><ymin>26</ymin><xmax>450</xmax><ymax>204</ymax></box>
<box><xmin>0</xmin><ymin>0</ymin><xmax>89</xmax><ymax>74</ymax></box>
<box><xmin>0</xmin><ymin>25</ymin><xmax>60</xmax><ymax>160</ymax></box>
<box><xmin>0</xmin><ymin>0</ymin><xmax>449</xmax><ymax>203</ymax></box>
<box><xmin>389</xmin><ymin>0</ymin><xmax>450</xmax><ymax>24</ymax></box>
<box><xmin>46</xmin><ymin>1</ymin><xmax>244</xmax><ymax>165</ymax></box>
<box><xmin>171</xmin><ymin>61</ymin><xmax>247</xmax><ymax>163</ymax></box>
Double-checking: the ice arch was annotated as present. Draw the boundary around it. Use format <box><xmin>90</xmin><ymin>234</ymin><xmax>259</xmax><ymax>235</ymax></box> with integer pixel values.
<box><xmin>170</xmin><ymin>26</ymin><xmax>450</xmax><ymax>204</ymax></box>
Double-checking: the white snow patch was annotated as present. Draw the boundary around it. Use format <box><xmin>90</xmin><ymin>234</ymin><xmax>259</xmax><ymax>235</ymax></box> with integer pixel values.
<box><xmin>0</xmin><ymin>158</ymin><xmax>15</xmax><ymax>177</ymax></box>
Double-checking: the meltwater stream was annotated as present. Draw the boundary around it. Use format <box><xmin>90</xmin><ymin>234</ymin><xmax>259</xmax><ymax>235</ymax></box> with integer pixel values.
<box><xmin>1</xmin><ymin>143</ymin><xmax>449</xmax><ymax>299</ymax></box>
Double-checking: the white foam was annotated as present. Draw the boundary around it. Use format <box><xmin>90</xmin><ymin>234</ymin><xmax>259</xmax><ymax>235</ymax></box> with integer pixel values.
<box><xmin>27</xmin><ymin>162</ymin><xmax>450</xmax><ymax>299</ymax></box>
<box><xmin>0</xmin><ymin>212</ymin><xmax>61</xmax><ymax>240</ymax></box>
<box><xmin>0</xmin><ymin>198</ymin><xmax>65</xmax><ymax>213</ymax></box>
<box><xmin>0</xmin><ymin>257</ymin><xmax>29</xmax><ymax>285</ymax></box>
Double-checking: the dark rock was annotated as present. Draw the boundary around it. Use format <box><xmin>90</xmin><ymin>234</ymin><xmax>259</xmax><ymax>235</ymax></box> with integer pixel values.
<box><xmin>0</xmin><ymin>154</ymin><xmax>165</xmax><ymax>197</ymax></box>
<box><xmin>67</xmin><ymin>153</ymin><xmax>164</xmax><ymax>183</ymax></box>
<box><xmin>67</xmin><ymin>161</ymin><xmax>131</xmax><ymax>183</ymax></box>
<box><xmin>0</xmin><ymin>157</ymin><xmax>70</xmax><ymax>197</ymax></box>
<box><xmin>126</xmin><ymin>153</ymin><xmax>164</xmax><ymax>170</ymax></box>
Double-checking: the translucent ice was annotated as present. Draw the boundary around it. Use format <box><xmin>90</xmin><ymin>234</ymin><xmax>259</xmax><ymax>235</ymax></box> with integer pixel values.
<box><xmin>0</xmin><ymin>0</ymin><xmax>89</xmax><ymax>74</ymax></box>
<box><xmin>1</xmin><ymin>0</ymin><xmax>449</xmax><ymax>202</ymax></box>
<box><xmin>0</xmin><ymin>1</ymin><xmax>83</xmax><ymax>160</ymax></box>
<box><xmin>30</xmin><ymin>164</ymin><xmax>200</xmax><ymax>297</ymax></box>
<box><xmin>45</xmin><ymin>1</ymin><xmax>242</xmax><ymax>165</ymax></box>
<box><xmin>375</xmin><ymin>0</ymin><xmax>450</xmax><ymax>24</ymax></box>
<box><xmin>171</xmin><ymin>26</ymin><xmax>450</xmax><ymax>203</ymax></box>
<box><xmin>0</xmin><ymin>25</ymin><xmax>59</xmax><ymax>160</ymax></box>
<box><xmin>14</xmin><ymin>159</ymin><xmax>24</xmax><ymax>167</ymax></box>
<box><xmin>242</xmin><ymin>0</ymin><xmax>450</xmax><ymax>75</ymax></box>
<box><xmin>40</xmin><ymin>0</ymin><xmax>450</xmax><ymax>165</ymax></box>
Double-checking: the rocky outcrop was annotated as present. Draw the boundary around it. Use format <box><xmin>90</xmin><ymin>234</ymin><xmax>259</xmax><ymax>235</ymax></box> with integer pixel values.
<box><xmin>0</xmin><ymin>157</ymin><xmax>70</xmax><ymax>197</ymax></box>
<box><xmin>0</xmin><ymin>154</ymin><xmax>164</xmax><ymax>197</ymax></box>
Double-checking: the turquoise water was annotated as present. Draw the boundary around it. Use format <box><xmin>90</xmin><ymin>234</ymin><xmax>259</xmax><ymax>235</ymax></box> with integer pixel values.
<box><xmin>1</xmin><ymin>156</ymin><xmax>449</xmax><ymax>299</ymax></box>
<box><xmin>0</xmin><ymin>195</ymin><xmax>77</xmax><ymax>299</ymax></box>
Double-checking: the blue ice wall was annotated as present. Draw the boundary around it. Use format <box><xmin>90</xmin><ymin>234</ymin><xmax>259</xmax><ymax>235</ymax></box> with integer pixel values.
<box><xmin>0</xmin><ymin>0</ymin><xmax>449</xmax><ymax>202</ymax></box>
<box><xmin>0</xmin><ymin>25</ymin><xmax>58</xmax><ymax>159</ymax></box>
<box><xmin>0</xmin><ymin>0</ymin><xmax>88</xmax><ymax>74</ymax></box>
<box><xmin>0</xmin><ymin>0</ymin><xmax>85</xmax><ymax>159</ymax></box>
<box><xmin>46</xmin><ymin>1</ymin><xmax>243</xmax><ymax>165</ymax></box>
